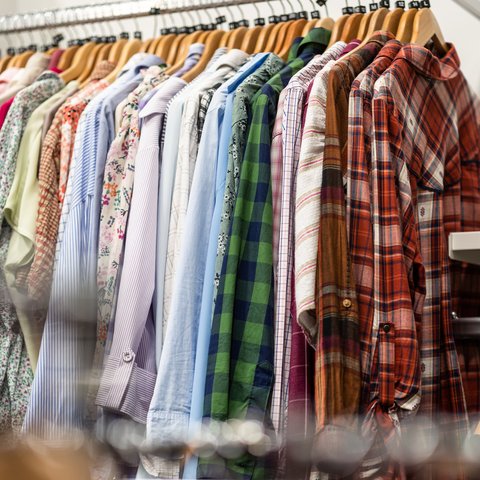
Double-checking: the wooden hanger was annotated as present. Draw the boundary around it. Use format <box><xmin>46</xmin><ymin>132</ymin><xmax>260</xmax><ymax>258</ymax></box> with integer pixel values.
<box><xmin>302</xmin><ymin>19</ymin><xmax>318</xmax><ymax>37</ymax></box>
<box><xmin>382</xmin><ymin>6</ymin><xmax>405</xmax><ymax>35</ymax></box>
<box><xmin>156</xmin><ymin>33</ymin><xmax>177</xmax><ymax>60</ymax></box>
<box><xmin>356</xmin><ymin>10</ymin><xmax>375</xmax><ymax>40</ymax></box>
<box><xmin>104</xmin><ymin>39</ymin><xmax>142</xmax><ymax>84</ymax></box>
<box><xmin>57</xmin><ymin>45</ymin><xmax>81</xmax><ymax>70</ymax></box>
<box><xmin>96</xmin><ymin>43</ymin><xmax>113</xmax><ymax>63</ymax></box>
<box><xmin>278</xmin><ymin>19</ymin><xmax>308</xmax><ymax>60</ymax></box>
<box><xmin>367</xmin><ymin>7</ymin><xmax>390</xmax><ymax>35</ymax></box>
<box><xmin>60</xmin><ymin>42</ymin><xmax>97</xmax><ymax>83</ymax></box>
<box><xmin>254</xmin><ymin>23</ymin><xmax>277</xmax><ymax>52</ymax></box>
<box><xmin>227</xmin><ymin>26</ymin><xmax>248</xmax><ymax>49</ymax></box>
<box><xmin>140</xmin><ymin>38</ymin><xmax>154</xmax><ymax>52</ymax></box>
<box><xmin>396</xmin><ymin>6</ymin><xmax>418</xmax><ymax>42</ymax></box>
<box><xmin>264</xmin><ymin>21</ymin><xmax>288</xmax><ymax>53</ymax></box>
<box><xmin>166</xmin><ymin>33</ymin><xmax>187</xmax><ymax>65</ymax></box>
<box><xmin>341</xmin><ymin>12</ymin><xmax>364</xmax><ymax>42</ymax></box>
<box><xmin>108</xmin><ymin>38</ymin><xmax>129</xmax><ymax>64</ymax></box>
<box><xmin>165</xmin><ymin>30</ymin><xmax>204</xmax><ymax>75</ymax></box>
<box><xmin>316</xmin><ymin>16</ymin><xmax>335</xmax><ymax>31</ymax></box>
<box><xmin>13</xmin><ymin>49</ymin><xmax>35</xmax><ymax>68</ymax></box>
<box><xmin>182</xmin><ymin>30</ymin><xmax>226</xmax><ymax>82</ymax></box>
<box><xmin>328</xmin><ymin>14</ymin><xmax>349</xmax><ymax>46</ymax></box>
<box><xmin>240</xmin><ymin>26</ymin><xmax>263</xmax><ymax>54</ymax></box>
<box><xmin>76</xmin><ymin>42</ymin><xmax>104</xmax><ymax>83</ymax></box>
<box><xmin>0</xmin><ymin>54</ymin><xmax>13</xmax><ymax>74</ymax></box>
<box><xmin>411</xmin><ymin>7</ymin><xmax>448</xmax><ymax>53</ymax></box>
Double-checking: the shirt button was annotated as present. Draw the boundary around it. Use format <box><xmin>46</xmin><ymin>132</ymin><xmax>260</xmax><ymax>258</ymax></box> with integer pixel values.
<box><xmin>123</xmin><ymin>351</ymin><xmax>134</xmax><ymax>363</ymax></box>
<box><xmin>343</xmin><ymin>299</ymin><xmax>352</xmax><ymax>308</ymax></box>
<box><xmin>421</xmin><ymin>363</ymin><xmax>426</xmax><ymax>372</ymax></box>
<box><xmin>383</xmin><ymin>324</ymin><xmax>391</xmax><ymax>333</ymax></box>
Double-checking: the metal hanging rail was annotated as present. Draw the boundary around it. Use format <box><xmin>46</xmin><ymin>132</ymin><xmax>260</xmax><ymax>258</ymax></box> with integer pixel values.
<box><xmin>0</xmin><ymin>0</ymin><xmax>269</xmax><ymax>35</ymax></box>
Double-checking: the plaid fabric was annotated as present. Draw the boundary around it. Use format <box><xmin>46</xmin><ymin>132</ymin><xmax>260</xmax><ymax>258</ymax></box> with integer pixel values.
<box><xmin>200</xmin><ymin>29</ymin><xmax>330</xmax><ymax>480</ymax></box>
<box><xmin>371</xmin><ymin>43</ymin><xmax>472</xmax><ymax>463</ymax></box>
<box><xmin>316</xmin><ymin>32</ymin><xmax>394</xmax><ymax>434</ymax></box>
<box><xmin>294</xmin><ymin>57</ymin><xmax>345</xmax><ymax>344</ymax></box>
<box><xmin>273</xmin><ymin>45</ymin><xmax>345</xmax><ymax>470</ymax></box>
<box><xmin>27</xmin><ymin>65</ymin><xmax>114</xmax><ymax>304</ymax></box>
<box><xmin>212</xmin><ymin>54</ymin><xmax>285</xmax><ymax>305</ymax></box>
<box><xmin>346</xmin><ymin>40</ymin><xmax>422</xmax><ymax>479</ymax></box>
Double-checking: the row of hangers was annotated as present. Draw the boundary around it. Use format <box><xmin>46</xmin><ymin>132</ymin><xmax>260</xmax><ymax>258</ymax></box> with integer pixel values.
<box><xmin>0</xmin><ymin>0</ymin><xmax>447</xmax><ymax>87</ymax></box>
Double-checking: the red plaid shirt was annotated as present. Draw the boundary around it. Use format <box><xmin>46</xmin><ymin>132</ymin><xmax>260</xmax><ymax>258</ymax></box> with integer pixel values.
<box><xmin>316</xmin><ymin>32</ymin><xmax>394</xmax><ymax>431</ymax></box>
<box><xmin>371</xmin><ymin>44</ymin><xmax>473</xmax><ymax>453</ymax></box>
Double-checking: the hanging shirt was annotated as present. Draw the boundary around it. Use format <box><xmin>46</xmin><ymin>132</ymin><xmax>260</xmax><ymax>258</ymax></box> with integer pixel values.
<box><xmin>23</xmin><ymin>54</ymin><xmax>163</xmax><ymax>438</ymax></box>
<box><xmin>200</xmin><ymin>28</ymin><xmax>331</xmax><ymax>480</ymax></box>
<box><xmin>40</xmin><ymin>81</ymin><xmax>81</xmax><ymax>141</ymax></box>
<box><xmin>314</xmin><ymin>32</ymin><xmax>394</xmax><ymax>436</ymax></box>
<box><xmin>132</xmin><ymin>76</ymin><xmax>187</xmax><ymax>480</ymax></box>
<box><xmin>152</xmin><ymin>48</ymin><xmax>228</xmax><ymax>363</ymax></box>
<box><xmin>0</xmin><ymin>69</ymin><xmax>63</xmax><ymax>436</ymax></box>
<box><xmin>163</xmin><ymin>49</ymin><xmax>248</xmax><ymax>335</ymax></box>
<box><xmin>47</xmin><ymin>49</ymin><xmax>65</xmax><ymax>70</ymax></box>
<box><xmin>94</xmin><ymin>65</ymin><xmax>169</xmax><ymax>422</ymax></box>
<box><xmin>183</xmin><ymin>52</ymin><xmax>276</xmax><ymax>480</ymax></box>
<box><xmin>3</xmin><ymin>81</ymin><xmax>79</xmax><ymax>370</ymax></box>
<box><xmin>0</xmin><ymin>53</ymin><xmax>50</xmax><ymax>104</ymax></box>
<box><xmin>0</xmin><ymin>96</ymin><xmax>16</xmax><ymax>130</ymax></box>
<box><xmin>26</xmin><ymin>61</ymin><xmax>115</xmax><ymax>306</ymax></box>
<box><xmin>369</xmin><ymin>42</ymin><xmax>474</xmax><ymax>459</ymax></box>
<box><xmin>270</xmin><ymin>42</ymin><xmax>346</xmax><ymax>445</ymax></box>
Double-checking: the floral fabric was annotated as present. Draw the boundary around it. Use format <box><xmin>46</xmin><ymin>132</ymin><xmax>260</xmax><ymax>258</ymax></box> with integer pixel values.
<box><xmin>0</xmin><ymin>70</ymin><xmax>63</xmax><ymax>432</ymax></box>
<box><xmin>96</xmin><ymin>65</ymin><xmax>167</xmax><ymax>352</ymax></box>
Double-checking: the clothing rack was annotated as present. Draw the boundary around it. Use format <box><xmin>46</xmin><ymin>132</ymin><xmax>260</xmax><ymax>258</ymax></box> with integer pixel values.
<box><xmin>0</xmin><ymin>0</ymin><xmax>269</xmax><ymax>35</ymax></box>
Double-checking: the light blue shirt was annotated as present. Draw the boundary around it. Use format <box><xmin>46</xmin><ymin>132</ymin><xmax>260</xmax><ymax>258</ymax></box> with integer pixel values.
<box><xmin>181</xmin><ymin>53</ymin><xmax>270</xmax><ymax>479</ymax></box>
<box><xmin>23</xmin><ymin>54</ymin><xmax>162</xmax><ymax>437</ymax></box>
<box><xmin>153</xmin><ymin>47</ymin><xmax>229</xmax><ymax>365</ymax></box>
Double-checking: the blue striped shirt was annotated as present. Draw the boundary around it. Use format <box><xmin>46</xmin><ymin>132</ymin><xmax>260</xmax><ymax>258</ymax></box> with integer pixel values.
<box><xmin>23</xmin><ymin>54</ymin><xmax>163</xmax><ymax>437</ymax></box>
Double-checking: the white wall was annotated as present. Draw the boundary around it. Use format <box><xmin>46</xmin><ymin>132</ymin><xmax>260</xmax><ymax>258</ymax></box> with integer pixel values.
<box><xmin>0</xmin><ymin>1</ymin><xmax>478</xmax><ymax>92</ymax></box>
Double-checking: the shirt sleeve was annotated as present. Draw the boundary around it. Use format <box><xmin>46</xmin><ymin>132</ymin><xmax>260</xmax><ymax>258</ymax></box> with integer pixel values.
<box><xmin>370</xmin><ymin>86</ymin><xmax>422</xmax><ymax>416</ymax></box>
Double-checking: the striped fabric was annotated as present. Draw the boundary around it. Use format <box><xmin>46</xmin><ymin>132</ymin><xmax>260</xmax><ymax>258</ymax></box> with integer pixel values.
<box><xmin>294</xmin><ymin>45</ymin><xmax>346</xmax><ymax>343</ymax></box>
<box><xmin>23</xmin><ymin>55</ymin><xmax>162</xmax><ymax>437</ymax></box>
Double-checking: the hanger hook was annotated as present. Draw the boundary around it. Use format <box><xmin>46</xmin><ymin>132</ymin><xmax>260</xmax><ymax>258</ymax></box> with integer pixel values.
<box><xmin>285</xmin><ymin>0</ymin><xmax>295</xmax><ymax>13</ymax></box>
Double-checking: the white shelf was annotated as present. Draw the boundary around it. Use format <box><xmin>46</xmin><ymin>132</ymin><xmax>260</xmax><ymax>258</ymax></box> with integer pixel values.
<box><xmin>449</xmin><ymin>232</ymin><xmax>480</xmax><ymax>266</ymax></box>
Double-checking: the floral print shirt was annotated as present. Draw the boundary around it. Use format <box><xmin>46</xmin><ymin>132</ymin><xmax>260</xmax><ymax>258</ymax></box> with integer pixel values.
<box><xmin>27</xmin><ymin>61</ymin><xmax>115</xmax><ymax>304</ymax></box>
<box><xmin>0</xmin><ymin>70</ymin><xmax>64</xmax><ymax>433</ymax></box>
<box><xmin>95</xmin><ymin>65</ymin><xmax>167</xmax><ymax>364</ymax></box>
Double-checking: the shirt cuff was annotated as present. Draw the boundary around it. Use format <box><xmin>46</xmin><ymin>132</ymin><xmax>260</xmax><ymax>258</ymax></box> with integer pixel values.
<box><xmin>96</xmin><ymin>351</ymin><xmax>156</xmax><ymax>423</ymax></box>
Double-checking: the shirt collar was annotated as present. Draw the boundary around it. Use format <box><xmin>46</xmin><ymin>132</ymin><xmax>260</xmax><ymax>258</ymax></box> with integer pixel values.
<box><xmin>140</xmin><ymin>76</ymin><xmax>187</xmax><ymax>118</ymax></box>
<box><xmin>186</xmin><ymin>43</ymin><xmax>205</xmax><ymax>58</ymax></box>
<box><xmin>205</xmin><ymin>48</ymin><xmax>231</xmax><ymax>73</ymax></box>
<box><xmin>293</xmin><ymin>27</ymin><xmax>332</xmax><ymax>60</ymax></box>
<box><xmin>225</xmin><ymin>52</ymin><xmax>269</xmax><ymax>94</ymax></box>
<box><xmin>394</xmin><ymin>43</ymin><xmax>460</xmax><ymax>81</ymax></box>
<box><xmin>210</xmin><ymin>49</ymin><xmax>249</xmax><ymax>72</ymax></box>
<box><xmin>25</xmin><ymin>52</ymin><xmax>50</xmax><ymax>70</ymax></box>
<box><xmin>118</xmin><ymin>53</ymin><xmax>164</xmax><ymax>78</ymax></box>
